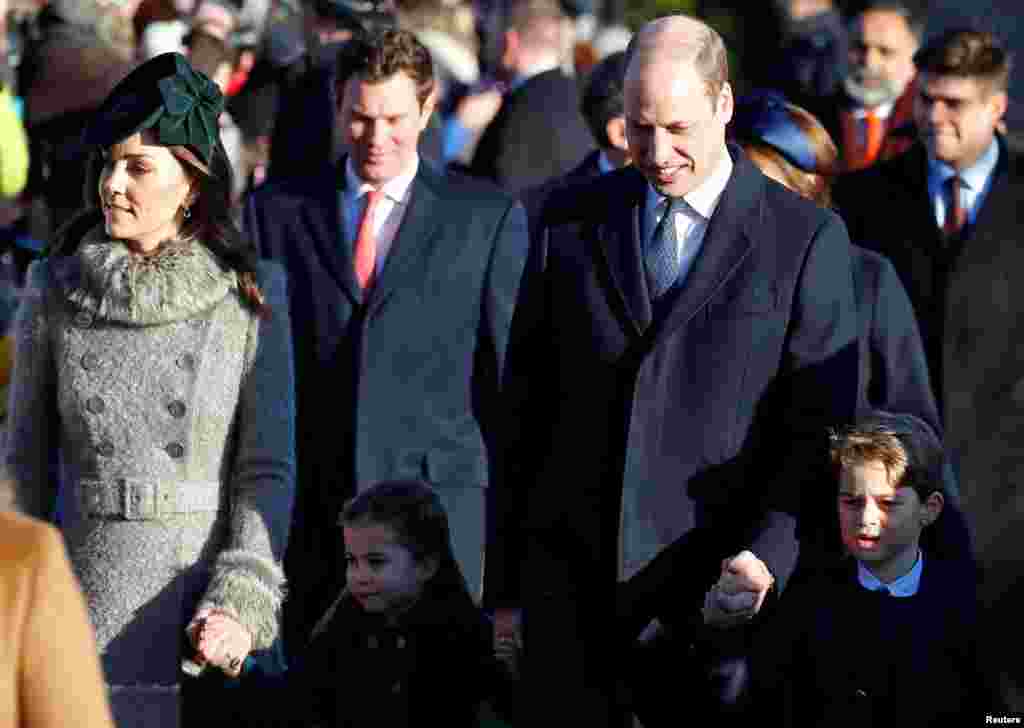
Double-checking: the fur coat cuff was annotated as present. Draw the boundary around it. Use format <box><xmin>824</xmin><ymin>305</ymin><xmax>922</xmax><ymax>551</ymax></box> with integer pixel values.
<box><xmin>198</xmin><ymin>550</ymin><xmax>286</xmax><ymax>649</ymax></box>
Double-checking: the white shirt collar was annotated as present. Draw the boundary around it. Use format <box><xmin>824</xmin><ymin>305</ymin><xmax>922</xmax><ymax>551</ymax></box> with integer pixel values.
<box><xmin>511</xmin><ymin>58</ymin><xmax>561</xmax><ymax>90</ymax></box>
<box><xmin>857</xmin><ymin>549</ymin><xmax>924</xmax><ymax>597</ymax></box>
<box><xmin>645</xmin><ymin>148</ymin><xmax>734</xmax><ymax>220</ymax></box>
<box><xmin>928</xmin><ymin>136</ymin><xmax>1000</xmax><ymax>192</ymax></box>
<box><xmin>344</xmin><ymin>154</ymin><xmax>420</xmax><ymax>204</ymax></box>
<box><xmin>852</xmin><ymin>101</ymin><xmax>894</xmax><ymax>120</ymax></box>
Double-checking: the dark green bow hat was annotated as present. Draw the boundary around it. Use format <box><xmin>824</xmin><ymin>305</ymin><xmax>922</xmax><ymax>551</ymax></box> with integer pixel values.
<box><xmin>84</xmin><ymin>52</ymin><xmax>225</xmax><ymax>168</ymax></box>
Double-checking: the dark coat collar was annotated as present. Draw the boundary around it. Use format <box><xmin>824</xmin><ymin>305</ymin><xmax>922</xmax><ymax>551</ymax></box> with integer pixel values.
<box><xmin>593</xmin><ymin>144</ymin><xmax>764</xmax><ymax>338</ymax></box>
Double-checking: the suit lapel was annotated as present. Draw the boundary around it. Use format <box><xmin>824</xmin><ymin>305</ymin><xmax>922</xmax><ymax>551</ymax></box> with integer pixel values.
<box><xmin>654</xmin><ymin>151</ymin><xmax>760</xmax><ymax>341</ymax></box>
<box><xmin>964</xmin><ymin>135</ymin><xmax>1016</xmax><ymax>256</ymax></box>
<box><xmin>303</xmin><ymin>159</ymin><xmax>363</xmax><ymax>305</ymax></box>
<box><xmin>895</xmin><ymin>143</ymin><xmax>945</xmax><ymax>252</ymax></box>
<box><xmin>366</xmin><ymin>164</ymin><xmax>442</xmax><ymax>312</ymax></box>
<box><xmin>593</xmin><ymin>169</ymin><xmax>651</xmax><ymax>334</ymax></box>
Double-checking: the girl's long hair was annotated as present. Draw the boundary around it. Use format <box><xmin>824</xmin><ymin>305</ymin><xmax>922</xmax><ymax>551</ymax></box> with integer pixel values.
<box><xmin>340</xmin><ymin>480</ymin><xmax>476</xmax><ymax>611</ymax></box>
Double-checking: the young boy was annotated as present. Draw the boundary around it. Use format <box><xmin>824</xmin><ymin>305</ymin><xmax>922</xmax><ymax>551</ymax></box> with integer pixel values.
<box><xmin>751</xmin><ymin>410</ymin><xmax>998</xmax><ymax>726</ymax></box>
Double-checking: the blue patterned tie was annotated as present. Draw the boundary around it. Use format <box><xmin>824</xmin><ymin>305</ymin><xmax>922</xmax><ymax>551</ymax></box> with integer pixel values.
<box><xmin>646</xmin><ymin>197</ymin><xmax>685</xmax><ymax>299</ymax></box>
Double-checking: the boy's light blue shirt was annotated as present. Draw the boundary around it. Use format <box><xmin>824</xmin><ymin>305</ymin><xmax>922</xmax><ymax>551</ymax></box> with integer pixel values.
<box><xmin>857</xmin><ymin>549</ymin><xmax>923</xmax><ymax>597</ymax></box>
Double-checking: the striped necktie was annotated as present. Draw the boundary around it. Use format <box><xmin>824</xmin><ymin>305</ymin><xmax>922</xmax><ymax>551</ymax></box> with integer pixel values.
<box><xmin>943</xmin><ymin>175</ymin><xmax>967</xmax><ymax>239</ymax></box>
<box><xmin>646</xmin><ymin>198</ymin><xmax>685</xmax><ymax>300</ymax></box>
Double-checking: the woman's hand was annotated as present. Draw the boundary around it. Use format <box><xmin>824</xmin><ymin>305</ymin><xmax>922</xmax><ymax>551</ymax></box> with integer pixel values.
<box><xmin>186</xmin><ymin>608</ymin><xmax>253</xmax><ymax>677</ymax></box>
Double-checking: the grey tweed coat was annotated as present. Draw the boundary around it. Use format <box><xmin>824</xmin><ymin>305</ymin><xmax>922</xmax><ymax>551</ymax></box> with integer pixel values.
<box><xmin>4</xmin><ymin>229</ymin><xmax>295</xmax><ymax>727</ymax></box>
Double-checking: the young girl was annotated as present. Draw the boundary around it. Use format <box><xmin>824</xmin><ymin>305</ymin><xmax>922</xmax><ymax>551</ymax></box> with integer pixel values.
<box><xmin>195</xmin><ymin>480</ymin><xmax>518</xmax><ymax>727</ymax></box>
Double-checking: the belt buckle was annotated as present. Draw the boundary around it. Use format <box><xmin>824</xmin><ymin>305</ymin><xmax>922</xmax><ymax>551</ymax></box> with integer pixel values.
<box><xmin>120</xmin><ymin>478</ymin><xmax>156</xmax><ymax>520</ymax></box>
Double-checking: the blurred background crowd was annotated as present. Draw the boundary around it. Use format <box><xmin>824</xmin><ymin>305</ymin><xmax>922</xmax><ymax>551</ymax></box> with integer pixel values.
<box><xmin>0</xmin><ymin>0</ymin><xmax>1014</xmax><ymax>278</ymax></box>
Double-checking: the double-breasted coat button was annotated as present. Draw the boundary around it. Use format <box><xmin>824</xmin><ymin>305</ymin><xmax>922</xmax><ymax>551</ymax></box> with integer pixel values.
<box><xmin>396</xmin><ymin>636</ymin><xmax>406</xmax><ymax>649</ymax></box>
<box><xmin>81</xmin><ymin>353</ymin><xmax>100</xmax><ymax>370</ymax></box>
<box><xmin>166</xmin><ymin>442</ymin><xmax>185</xmax><ymax>459</ymax></box>
<box><xmin>97</xmin><ymin>441</ymin><xmax>115</xmax><ymax>457</ymax></box>
<box><xmin>85</xmin><ymin>396</ymin><xmax>105</xmax><ymax>414</ymax></box>
<box><xmin>74</xmin><ymin>311</ymin><xmax>94</xmax><ymax>328</ymax></box>
<box><xmin>855</xmin><ymin>689</ymin><xmax>868</xmax><ymax>698</ymax></box>
<box><xmin>167</xmin><ymin>400</ymin><xmax>187</xmax><ymax>418</ymax></box>
<box><xmin>176</xmin><ymin>353</ymin><xmax>196</xmax><ymax>371</ymax></box>
<box><xmin>367</xmin><ymin>635</ymin><xmax>379</xmax><ymax>649</ymax></box>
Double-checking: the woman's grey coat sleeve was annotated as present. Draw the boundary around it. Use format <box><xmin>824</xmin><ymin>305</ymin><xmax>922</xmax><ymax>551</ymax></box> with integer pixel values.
<box><xmin>198</xmin><ymin>263</ymin><xmax>296</xmax><ymax>649</ymax></box>
<box><xmin>4</xmin><ymin>262</ymin><xmax>58</xmax><ymax>519</ymax></box>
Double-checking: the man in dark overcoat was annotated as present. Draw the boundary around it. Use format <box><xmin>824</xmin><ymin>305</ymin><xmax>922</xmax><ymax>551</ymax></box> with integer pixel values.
<box><xmin>244</xmin><ymin>29</ymin><xmax>529</xmax><ymax>653</ymax></box>
<box><xmin>494</xmin><ymin>15</ymin><xmax>860</xmax><ymax>726</ymax></box>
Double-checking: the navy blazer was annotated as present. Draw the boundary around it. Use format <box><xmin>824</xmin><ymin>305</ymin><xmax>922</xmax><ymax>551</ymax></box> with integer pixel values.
<box><xmin>245</xmin><ymin>158</ymin><xmax>529</xmax><ymax>643</ymax></box>
<box><xmin>502</xmin><ymin>148</ymin><xmax>860</xmax><ymax>725</ymax></box>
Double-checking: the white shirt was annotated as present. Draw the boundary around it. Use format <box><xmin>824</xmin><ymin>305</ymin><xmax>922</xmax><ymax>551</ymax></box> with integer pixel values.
<box><xmin>342</xmin><ymin>155</ymin><xmax>420</xmax><ymax>276</ymax></box>
<box><xmin>857</xmin><ymin>549</ymin><xmax>924</xmax><ymax>597</ymax></box>
<box><xmin>643</xmin><ymin>151</ymin><xmax>733</xmax><ymax>289</ymax></box>
<box><xmin>927</xmin><ymin>137</ymin><xmax>1000</xmax><ymax>229</ymax></box>
<box><xmin>849</xmin><ymin>102</ymin><xmax>895</xmax><ymax>148</ymax></box>
<box><xmin>851</xmin><ymin>101</ymin><xmax>894</xmax><ymax>121</ymax></box>
<box><xmin>510</xmin><ymin>58</ymin><xmax>561</xmax><ymax>92</ymax></box>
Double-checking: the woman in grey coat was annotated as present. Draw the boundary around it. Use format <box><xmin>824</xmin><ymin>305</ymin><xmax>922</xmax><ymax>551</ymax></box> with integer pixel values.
<box><xmin>4</xmin><ymin>53</ymin><xmax>295</xmax><ymax>727</ymax></box>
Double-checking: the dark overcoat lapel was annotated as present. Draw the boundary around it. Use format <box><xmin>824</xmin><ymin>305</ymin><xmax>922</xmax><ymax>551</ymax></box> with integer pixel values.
<box><xmin>592</xmin><ymin>151</ymin><xmax>765</xmax><ymax>343</ymax></box>
<box><xmin>888</xmin><ymin>144</ymin><xmax>943</xmax><ymax>254</ymax></box>
<box><xmin>962</xmin><ymin>136</ymin><xmax>1018</xmax><ymax>264</ymax></box>
<box><xmin>301</xmin><ymin>160</ymin><xmax>363</xmax><ymax>305</ymax></box>
<box><xmin>366</xmin><ymin>166</ymin><xmax>443</xmax><ymax>314</ymax></box>
<box><xmin>656</xmin><ymin>153</ymin><xmax>761</xmax><ymax>342</ymax></box>
<box><xmin>592</xmin><ymin>170</ymin><xmax>650</xmax><ymax>333</ymax></box>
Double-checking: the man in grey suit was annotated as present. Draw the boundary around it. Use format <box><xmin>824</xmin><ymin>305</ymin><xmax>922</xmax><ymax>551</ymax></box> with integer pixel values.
<box><xmin>245</xmin><ymin>29</ymin><xmax>529</xmax><ymax>653</ymax></box>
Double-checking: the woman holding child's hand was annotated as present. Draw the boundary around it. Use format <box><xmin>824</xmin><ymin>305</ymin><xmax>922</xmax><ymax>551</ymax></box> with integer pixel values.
<box><xmin>188</xmin><ymin>610</ymin><xmax>254</xmax><ymax>678</ymax></box>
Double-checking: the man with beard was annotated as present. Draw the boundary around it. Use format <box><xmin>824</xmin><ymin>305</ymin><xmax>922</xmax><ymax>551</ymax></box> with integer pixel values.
<box><xmin>810</xmin><ymin>1</ymin><xmax>922</xmax><ymax>172</ymax></box>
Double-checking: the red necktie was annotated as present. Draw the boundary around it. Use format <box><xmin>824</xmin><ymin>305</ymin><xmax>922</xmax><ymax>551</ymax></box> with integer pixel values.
<box><xmin>841</xmin><ymin>109</ymin><xmax>885</xmax><ymax>171</ymax></box>
<box><xmin>943</xmin><ymin>176</ymin><xmax>967</xmax><ymax>238</ymax></box>
<box><xmin>354</xmin><ymin>188</ymin><xmax>385</xmax><ymax>289</ymax></box>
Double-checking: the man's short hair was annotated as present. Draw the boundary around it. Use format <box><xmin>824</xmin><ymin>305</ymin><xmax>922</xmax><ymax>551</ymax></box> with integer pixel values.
<box><xmin>335</xmin><ymin>28</ymin><xmax>435</xmax><ymax>107</ymax></box>
<box><xmin>624</xmin><ymin>17</ymin><xmax>729</xmax><ymax>102</ymax></box>
<box><xmin>855</xmin><ymin>1</ymin><xmax>925</xmax><ymax>45</ymax></box>
<box><xmin>505</xmin><ymin>0</ymin><xmax>565</xmax><ymax>50</ymax></box>
<box><xmin>829</xmin><ymin>410</ymin><xmax>947</xmax><ymax>503</ymax></box>
<box><xmin>581</xmin><ymin>50</ymin><xmax>626</xmax><ymax>149</ymax></box>
<box><xmin>913</xmin><ymin>28</ymin><xmax>1012</xmax><ymax>94</ymax></box>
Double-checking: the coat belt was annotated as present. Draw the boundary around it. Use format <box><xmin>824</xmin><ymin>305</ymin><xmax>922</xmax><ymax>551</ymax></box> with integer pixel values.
<box><xmin>78</xmin><ymin>478</ymin><xmax>222</xmax><ymax>520</ymax></box>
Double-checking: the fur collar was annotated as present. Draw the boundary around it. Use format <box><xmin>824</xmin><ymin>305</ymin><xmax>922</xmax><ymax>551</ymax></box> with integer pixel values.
<box><xmin>58</xmin><ymin>226</ymin><xmax>237</xmax><ymax>327</ymax></box>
